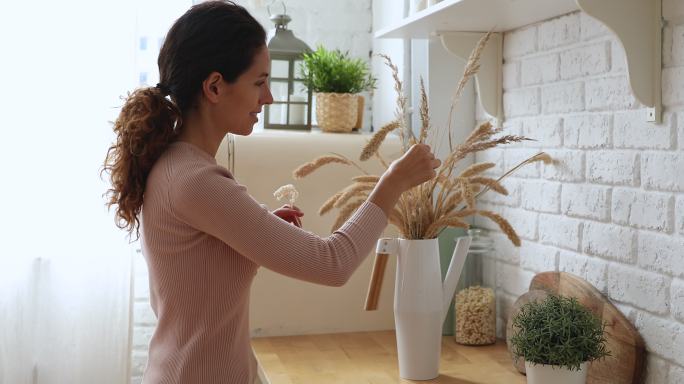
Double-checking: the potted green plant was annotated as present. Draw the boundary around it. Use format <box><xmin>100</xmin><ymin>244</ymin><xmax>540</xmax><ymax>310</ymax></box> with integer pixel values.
<box><xmin>510</xmin><ymin>295</ymin><xmax>610</xmax><ymax>384</ymax></box>
<box><xmin>299</xmin><ymin>45</ymin><xmax>376</xmax><ymax>132</ymax></box>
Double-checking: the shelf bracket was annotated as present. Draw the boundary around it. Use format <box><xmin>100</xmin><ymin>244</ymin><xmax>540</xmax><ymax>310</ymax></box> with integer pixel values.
<box><xmin>437</xmin><ymin>32</ymin><xmax>503</xmax><ymax>126</ymax></box>
<box><xmin>576</xmin><ymin>0</ymin><xmax>662</xmax><ymax>123</ymax></box>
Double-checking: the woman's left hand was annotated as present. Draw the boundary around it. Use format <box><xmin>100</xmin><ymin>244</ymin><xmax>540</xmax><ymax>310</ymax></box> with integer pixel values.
<box><xmin>272</xmin><ymin>205</ymin><xmax>304</xmax><ymax>227</ymax></box>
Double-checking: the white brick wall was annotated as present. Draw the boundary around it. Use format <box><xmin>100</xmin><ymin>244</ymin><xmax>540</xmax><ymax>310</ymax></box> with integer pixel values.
<box><xmin>672</xmin><ymin>279</ymin><xmax>684</xmax><ymax>323</ymax></box>
<box><xmin>677</xmin><ymin>196</ymin><xmax>684</xmax><ymax>235</ymax></box>
<box><xmin>520</xmin><ymin>117</ymin><xmax>563</xmax><ymax>147</ymax></box>
<box><xmin>560</xmin><ymin>42</ymin><xmax>610</xmax><ymax>80</ymax></box>
<box><xmin>614</xmin><ymin>110</ymin><xmax>674</xmax><ymax>149</ymax></box>
<box><xmin>558</xmin><ymin>250</ymin><xmax>608</xmax><ymax>292</ymax></box>
<box><xmin>478</xmin><ymin>6</ymin><xmax>684</xmax><ymax>381</ymax></box>
<box><xmin>638</xmin><ymin>232</ymin><xmax>684</xmax><ymax>278</ymax></box>
<box><xmin>586</xmin><ymin>150</ymin><xmax>639</xmax><ymax>186</ymax></box>
<box><xmin>608</xmin><ymin>264</ymin><xmax>670</xmax><ymax>314</ymax></box>
<box><xmin>564</xmin><ymin>113</ymin><xmax>611</xmax><ymax>149</ymax></box>
<box><xmin>521</xmin><ymin>54</ymin><xmax>559</xmax><ymax>86</ymax></box>
<box><xmin>586</xmin><ymin>76</ymin><xmax>639</xmax><ymax>111</ymax></box>
<box><xmin>641</xmin><ymin>152</ymin><xmax>684</xmax><ymax>191</ymax></box>
<box><xmin>582</xmin><ymin>221</ymin><xmax>635</xmax><ymax>263</ymax></box>
<box><xmin>561</xmin><ymin>184</ymin><xmax>610</xmax><ymax>220</ymax></box>
<box><xmin>542</xmin><ymin>81</ymin><xmax>585</xmax><ymax>113</ymax></box>
<box><xmin>612</xmin><ymin>188</ymin><xmax>674</xmax><ymax>232</ymax></box>
<box><xmin>538</xmin><ymin>214</ymin><xmax>581</xmax><ymax>250</ymax></box>
<box><xmin>519</xmin><ymin>241</ymin><xmax>558</xmax><ymax>273</ymax></box>
<box><xmin>521</xmin><ymin>180</ymin><xmax>561</xmax><ymax>213</ymax></box>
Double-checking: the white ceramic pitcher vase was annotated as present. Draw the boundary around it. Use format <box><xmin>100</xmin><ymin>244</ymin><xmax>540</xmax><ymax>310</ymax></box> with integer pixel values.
<box><xmin>374</xmin><ymin>236</ymin><xmax>472</xmax><ymax>380</ymax></box>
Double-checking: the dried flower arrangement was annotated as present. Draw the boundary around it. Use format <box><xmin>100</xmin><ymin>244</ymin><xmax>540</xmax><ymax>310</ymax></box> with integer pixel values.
<box><xmin>293</xmin><ymin>32</ymin><xmax>552</xmax><ymax>243</ymax></box>
<box><xmin>273</xmin><ymin>184</ymin><xmax>299</xmax><ymax>207</ymax></box>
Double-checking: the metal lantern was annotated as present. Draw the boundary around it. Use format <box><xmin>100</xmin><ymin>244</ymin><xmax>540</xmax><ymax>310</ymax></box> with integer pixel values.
<box><xmin>265</xmin><ymin>2</ymin><xmax>312</xmax><ymax>130</ymax></box>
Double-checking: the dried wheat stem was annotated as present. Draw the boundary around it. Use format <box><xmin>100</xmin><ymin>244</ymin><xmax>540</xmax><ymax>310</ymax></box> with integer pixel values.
<box><xmin>425</xmin><ymin>215</ymin><xmax>470</xmax><ymax>239</ymax></box>
<box><xmin>329</xmin><ymin>152</ymin><xmax>369</xmax><ymax>175</ymax></box>
<box><xmin>293</xmin><ymin>155</ymin><xmax>352</xmax><ymax>179</ymax></box>
<box><xmin>318</xmin><ymin>191</ymin><xmax>344</xmax><ymax>215</ymax></box>
<box><xmin>439</xmin><ymin>31</ymin><xmax>493</xmax><ymax>154</ymax></box>
<box><xmin>418</xmin><ymin>77</ymin><xmax>430</xmax><ymax>144</ymax></box>
<box><xmin>352</xmin><ymin>175</ymin><xmax>381</xmax><ymax>183</ymax></box>
<box><xmin>360</xmin><ymin>120</ymin><xmax>400</xmax><ymax>161</ymax></box>
<box><xmin>460</xmin><ymin>178</ymin><xmax>476</xmax><ymax>208</ymax></box>
<box><xmin>379</xmin><ymin>53</ymin><xmax>413</xmax><ymax>151</ymax></box>
<box><xmin>478</xmin><ymin>210</ymin><xmax>521</xmax><ymax>246</ymax></box>
<box><xmin>334</xmin><ymin>182</ymin><xmax>376</xmax><ymax>208</ymax></box>
<box><xmin>469</xmin><ymin>177</ymin><xmax>508</xmax><ymax>195</ymax></box>
<box><xmin>472</xmin><ymin>151</ymin><xmax>552</xmax><ymax>200</ymax></box>
<box><xmin>460</xmin><ymin>162</ymin><xmax>496</xmax><ymax>178</ymax></box>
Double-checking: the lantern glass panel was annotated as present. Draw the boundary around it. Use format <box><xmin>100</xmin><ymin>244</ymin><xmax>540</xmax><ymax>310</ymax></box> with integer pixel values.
<box><xmin>268</xmin><ymin>104</ymin><xmax>287</xmax><ymax>125</ymax></box>
<box><xmin>294</xmin><ymin>60</ymin><xmax>305</xmax><ymax>79</ymax></box>
<box><xmin>271</xmin><ymin>59</ymin><xmax>289</xmax><ymax>79</ymax></box>
<box><xmin>292</xmin><ymin>80</ymin><xmax>307</xmax><ymax>100</ymax></box>
<box><xmin>289</xmin><ymin>104</ymin><xmax>307</xmax><ymax>125</ymax></box>
<box><xmin>270</xmin><ymin>80</ymin><xmax>289</xmax><ymax>102</ymax></box>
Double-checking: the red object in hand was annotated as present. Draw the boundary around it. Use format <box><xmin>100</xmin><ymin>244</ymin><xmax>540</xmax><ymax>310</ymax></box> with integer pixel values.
<box><xmin>272</xmin><ymin>205</ymin><xmax>304</xmax><ymax>227</ymax></box>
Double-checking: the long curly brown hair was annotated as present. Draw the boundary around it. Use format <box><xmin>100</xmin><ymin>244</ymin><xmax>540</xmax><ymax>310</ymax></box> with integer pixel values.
<box><xmin>102</xmin><ymin>1</ymin><xmax>266</xmax><ymax>238</ymax></box>
<box><xmin>103</xmin><ymin>87</ymin><xmax>181</xmax><ymax>237</ymax></box>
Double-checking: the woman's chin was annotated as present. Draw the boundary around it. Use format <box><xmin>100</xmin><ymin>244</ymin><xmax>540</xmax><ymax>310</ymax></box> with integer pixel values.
<box><xmin>228</xmin><ymin>124</ymin><xmax>255</xmax><ymax>136</ymax></box>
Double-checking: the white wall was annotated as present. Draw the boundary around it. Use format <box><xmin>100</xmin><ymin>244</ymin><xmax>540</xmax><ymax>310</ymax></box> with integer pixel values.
<box><xmin>371</xmin><ymin>0</ymin><xmax>408</xmax><ymax>132</ymax></box>
<box><xmin>475</xmin><ymin>2</ymin><xmax>684</xmax><ymax>382</ymax></box>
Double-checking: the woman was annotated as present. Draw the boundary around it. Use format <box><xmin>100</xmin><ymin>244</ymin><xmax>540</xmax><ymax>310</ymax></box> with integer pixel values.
<box><xmin>103</xmin><ymin>2</ymin><xmax>440</xmax><ymax>383</ymax></box>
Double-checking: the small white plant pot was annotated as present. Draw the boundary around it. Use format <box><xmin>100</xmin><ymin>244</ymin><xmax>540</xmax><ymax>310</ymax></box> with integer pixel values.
<box><xmin>524</xmin><ymin>361</ymin><xmax>588</xmax><ymax>384</ymax></box>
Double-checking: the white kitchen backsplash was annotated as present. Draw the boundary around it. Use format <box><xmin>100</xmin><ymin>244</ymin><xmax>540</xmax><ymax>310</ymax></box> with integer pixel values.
<box><xmin>475</xmin><ymin>4</ymin><xmax>684</xmax><ymax>382</ymax></box>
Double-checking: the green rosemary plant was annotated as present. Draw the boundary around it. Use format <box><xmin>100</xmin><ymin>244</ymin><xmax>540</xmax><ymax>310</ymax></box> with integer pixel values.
<box><xmin>510</xmin><ymin>295</ymin><xmax>610</xmax><ymax>371</ymax></box>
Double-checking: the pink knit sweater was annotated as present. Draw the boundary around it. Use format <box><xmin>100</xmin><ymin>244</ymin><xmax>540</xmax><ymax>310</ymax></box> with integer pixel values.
<box><xmin>140</xmin><ymin>141</ymin><xmax>387</xmax><ymax>383</ymax></box>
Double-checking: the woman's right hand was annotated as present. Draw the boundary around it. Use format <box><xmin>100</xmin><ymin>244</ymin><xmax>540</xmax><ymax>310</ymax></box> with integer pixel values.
<box><xmin>368</xmin><ymin>144</ymin><xmax>441</xmax><ymax>217</ymax></box>
<box><xmin>384</xmin><ymin>144</ymin><xmax>441</xmax><ymax>192</ymax></box>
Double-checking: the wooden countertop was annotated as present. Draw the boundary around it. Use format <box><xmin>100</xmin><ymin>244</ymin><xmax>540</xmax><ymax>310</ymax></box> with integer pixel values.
<box><xmin>252</xmin><ymin>331</ymin><xmax>526</xmax><ymax>383</ymax></box>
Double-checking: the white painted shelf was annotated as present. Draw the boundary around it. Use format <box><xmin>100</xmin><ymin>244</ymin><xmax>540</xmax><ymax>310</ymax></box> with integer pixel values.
<box><xmin>375</xmin><ymin>0</ymin><xmax>578</xmax><ymax>39</ymax></box>
<box><xmin>376</xmin><ymin>0</ymin><xmax>662</xmax><ymax>123</ymax></box>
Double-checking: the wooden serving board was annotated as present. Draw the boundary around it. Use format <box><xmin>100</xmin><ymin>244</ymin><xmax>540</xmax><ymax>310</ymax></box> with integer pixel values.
<box><xmin>507</xmin><ymin>272</ymin><xmax>646</xmax><ymax>384</ymax></box>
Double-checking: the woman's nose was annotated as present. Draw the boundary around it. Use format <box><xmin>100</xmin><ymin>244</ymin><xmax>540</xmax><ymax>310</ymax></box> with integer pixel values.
<box><xmin>261</xmin><ymin>86</ymin><xmax>274</xmax><ymax>105</ymax></box>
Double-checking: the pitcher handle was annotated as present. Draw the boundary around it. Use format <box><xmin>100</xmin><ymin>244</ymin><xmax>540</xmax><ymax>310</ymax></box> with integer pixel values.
<box><xmin>442</xmin><ymin>236</ymin><xmax>472</xmax><ymax>322</ymax></box>
<box><xmin>364</xmin><ymin>238</ymin><xmax>398</xmax><ymax>311</ymax></box>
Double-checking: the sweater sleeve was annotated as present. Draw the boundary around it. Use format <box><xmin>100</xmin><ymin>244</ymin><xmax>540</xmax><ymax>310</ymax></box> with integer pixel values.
<box><xmin>169</xmin><ymin>162</ymin><xmax>388</xmax><ymax>286</ymax></box>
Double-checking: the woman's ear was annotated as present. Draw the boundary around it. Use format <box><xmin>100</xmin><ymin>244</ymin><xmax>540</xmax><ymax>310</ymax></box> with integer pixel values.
<box><xmin>201</xmin><ymin>72</ymin><xmax>224</xmax><ymax>103</ymax></box>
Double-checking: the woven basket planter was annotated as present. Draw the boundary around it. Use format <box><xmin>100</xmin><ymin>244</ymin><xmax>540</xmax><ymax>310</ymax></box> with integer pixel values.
<box><xmin>315</xmin><ymin>92</ymin><xmax>359</xmax><ymax>133</ymax></box>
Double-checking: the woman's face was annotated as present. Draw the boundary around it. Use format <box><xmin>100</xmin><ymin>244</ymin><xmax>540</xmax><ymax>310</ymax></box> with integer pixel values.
<box><xmin>220</xmin><ymin>46</ymin><xmax>274</xmax><ymax>135</ymax></box>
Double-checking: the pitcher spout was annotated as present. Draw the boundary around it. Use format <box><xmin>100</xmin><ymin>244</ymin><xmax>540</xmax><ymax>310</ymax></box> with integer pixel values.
<box><xmin>441</xmin><ymin>236</ymin><xmax>472</xmax><ymax>322</ymax></box>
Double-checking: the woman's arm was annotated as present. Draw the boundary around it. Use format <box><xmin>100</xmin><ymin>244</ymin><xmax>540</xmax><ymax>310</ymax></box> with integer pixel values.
<box><xmin>169</xmin><ymin>144</ymin><xmax>439</xmax><ymax>287</ymax></box>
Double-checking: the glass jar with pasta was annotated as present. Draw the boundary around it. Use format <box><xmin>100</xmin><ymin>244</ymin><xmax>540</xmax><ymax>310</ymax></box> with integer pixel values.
<box><xmin>453</xmin><ymin>228</ymin><xmax>496</xmax><ymax>345</ymax></box>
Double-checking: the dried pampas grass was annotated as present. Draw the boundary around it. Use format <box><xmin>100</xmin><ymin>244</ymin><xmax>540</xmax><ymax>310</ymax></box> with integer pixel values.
<box><xmin>291</xmin><ymin>31</ymin><xmax>553</xmax><ymax>244</ymax></box>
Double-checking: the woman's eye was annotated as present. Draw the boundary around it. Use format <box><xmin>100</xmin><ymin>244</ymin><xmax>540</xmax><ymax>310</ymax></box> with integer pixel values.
<box><xmin>255</xmin><ymin>81</ymin><xmax>265</xmax><ymax>86</ymax></box>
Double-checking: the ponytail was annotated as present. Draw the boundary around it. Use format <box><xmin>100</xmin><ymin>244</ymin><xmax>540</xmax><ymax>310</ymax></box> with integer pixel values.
<box><xmin>103</xmin><ymin>86</ymin><xmax>181</xmax><ymax>239</ymax></box>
